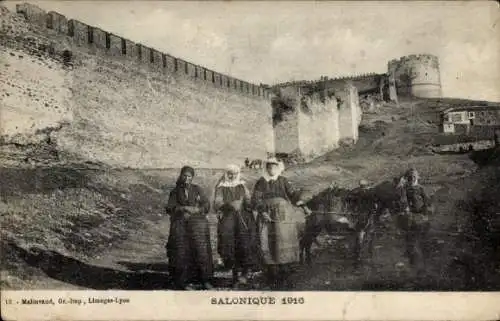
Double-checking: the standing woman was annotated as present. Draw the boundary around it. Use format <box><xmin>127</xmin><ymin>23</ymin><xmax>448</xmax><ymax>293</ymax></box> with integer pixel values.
<box><xmin>251</xmin><ymin>158</ymin><xmax>306</xmax><ymax>289</ymax></box>
<box><xmin>165</xmin><ymin>166</ymin><xmax>214</xmax><ymax>290</ymax></box>
<box><xmin>213</xmin><ymin>164</ymin><xmax>258</xmax><ymax>287</ymax></box>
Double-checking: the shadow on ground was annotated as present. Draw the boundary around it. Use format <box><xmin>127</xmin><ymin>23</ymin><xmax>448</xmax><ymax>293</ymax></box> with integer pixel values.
<box><xmin>7</xmin><ymin>242</ymin><xmax>239</xmax><ymax>290</ymax></box>
<box><xmin>7</xmin><ymin>239</ymin><xmax>257</xmax><ymax>290</ymax></box>
<box><xmin>6</xmin><ymin>240</ymin><xmax>498</xmax><ymax>291</ymax></box>
<box><xmin>116</xmin><ymin>261</ymin><xmax>170</xmax><ymax>273</ymax></box>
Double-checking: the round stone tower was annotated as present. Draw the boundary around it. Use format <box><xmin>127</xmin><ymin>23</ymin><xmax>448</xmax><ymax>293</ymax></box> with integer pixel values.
<box><xmin>388</xmin><ymin>54</ymin><xmax>442</xmax><ymax>98</ymax></box>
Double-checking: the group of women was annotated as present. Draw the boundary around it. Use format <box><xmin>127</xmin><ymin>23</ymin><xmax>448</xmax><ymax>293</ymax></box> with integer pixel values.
<box><xmin>165</xmin><ymin>157</ymin><xmax>307</xmax><ymax>290</ymax></box>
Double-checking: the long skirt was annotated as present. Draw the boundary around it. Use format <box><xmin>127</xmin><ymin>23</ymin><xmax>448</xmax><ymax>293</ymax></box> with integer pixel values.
<box><xmin>218</xmin><ymin>208</ymin><xmax>258</xmax><ymax>270</ymax></box>
<box><xmin>167</xmin><ymin>214</ymin><xmax>214</xmax><ymax>287</ymax></box>
<box><xmin>258</xmin><ymin>198</ymin><xmax>306</xmax><ymax>265</ymax></box>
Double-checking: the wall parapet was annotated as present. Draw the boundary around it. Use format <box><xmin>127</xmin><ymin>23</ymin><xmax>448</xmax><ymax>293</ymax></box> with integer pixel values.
<box><xmin>389</xmin><ymin>53</ymin><xmax>442</xmax><ymax>98</ymax></box>
<box><xmin>273</xmin><ymin>72</ymin><xmax>384</xmax><ymax>91</ymax></box>
<box><xmin>15</xmin><ymin>2</ymin><xmax>272</xmax><ymax>100</ymax></box>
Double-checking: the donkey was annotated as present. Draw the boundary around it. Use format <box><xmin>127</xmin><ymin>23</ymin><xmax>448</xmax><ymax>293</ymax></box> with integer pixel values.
<box><xmin>299</xmin><ymin>185</ymin><xmax>383</xmax><ymax>266</ymax></box>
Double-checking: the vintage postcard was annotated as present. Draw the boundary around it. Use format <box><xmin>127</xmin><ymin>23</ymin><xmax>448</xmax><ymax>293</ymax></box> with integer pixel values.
<box><xmin>1</xmin><ymin>0</ymin><xmax>499</xmax><ymax>320</ymax></box>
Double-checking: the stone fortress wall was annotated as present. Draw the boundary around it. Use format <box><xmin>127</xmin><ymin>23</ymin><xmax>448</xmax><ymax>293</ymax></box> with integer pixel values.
<box><xmin>1</xmin><ymin>3</ymin><xmax>275</xmax><ymax>168</ymax></box>
<box><xmin>269</xmin><ymin>53</ymin><xmax>443</xmax><ymax>161</ymax></box>
<box><xmin>2</xmin><ymin>3</ymin><xmax>443</xmax><ymax>167</ymax></box>
<box><xmin>15</xmin><ymin>3</ymin><xmax>272</xmax><ymax>99</ymax></box>
<box><xmin>271</xmin><ymin>82</ymin><xmax>361</xmax><ymax>162</ymax></box>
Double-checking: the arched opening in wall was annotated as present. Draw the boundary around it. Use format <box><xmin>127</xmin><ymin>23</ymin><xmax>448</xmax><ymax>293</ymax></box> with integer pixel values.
<box><xmin>62</xmin><ymin>50</ymin><xmax>72</xmax><ymax>65</ymax></box>
<box><xmin>17</xmin><ymin>7</ymin><xmax>28</xmax><ymax>20</ymax></box>
<box><xmin>68</xmin><ymin>20</ymin><xmax>75</xmax><ymax>37</ymax></box>
<box><xmin>162</xmin><ymin>54</ymin><xmax>166</xmax><ymax>68</ymax></box>
<box><xmin>87</xmin><ymin>26</ymin><xmax>94</xmax><ymax>44</ymax></box>
<box><xmin>47</xmin><ymin>43</ymin><xmax>56</xmax><ymax>55</ymax></box>
<box><xmin>203</xmin><ymin>69</ymin><xmax>207</xmax><ymax>80</ymax></box>
<box><xmin>220</xmin><ymin>76</ymin><xmax>223</xmax><ymax>86</ymax></box>
<box><xmin>137</xmin><ymin>44</ymin><xmax>142</xmax><ymax>61</ymax></box>
<box><xmin>46</xmin><ymin>15</ymin><xmax>53</xmax><ymax>29</ymax></box>
<box><xmin>227</xmin><ymin>78</ymin><xmax>230</xmax><ymax>88</ymax></box>
<box><xmin>121</xmin><ymin>38</ymin><xmax>126</xmax><ymax>55</ymax></box>
<box><xmin>105</xmin><ymin>33</ymin><xmax>111</xmax><ymax>49</ymax></box>
<box><xmin>194</xmin><ymin>66</ymin><xmax>198</xmax><ymax>78</ymax></box>
<box><xmin>271</xmin><ymin>93</ymin><xmax>296</xmax><ymax>127</ymax></box>
<box><xmin>150</xmin><ymin>50</ymin><xmax>154</xmax><ymax>63</ymax></box>
<box><xmin>184</xmin><ymin>62</ymin><xmax>188</xmax><ymax>74</ymax></box>
<box><xmin>211</xmin><ymin>72</ymin><xmax>215</xmax><ymax>83</ymax></box>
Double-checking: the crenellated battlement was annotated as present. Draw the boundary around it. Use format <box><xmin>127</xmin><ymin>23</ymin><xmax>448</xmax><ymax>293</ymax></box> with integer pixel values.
<box><xmin>2</xmin><ymin>2</ymin><xmax>442</xmax><ymax>167</ymax></box>
<box><xmin>271</xmin><ymin>52</ymin><xmax>442</xmax><ymax>102</ymax></box>
<box><xmin>389</xmin><ymin>54</ymin><xmax>440</xmax><ymax>71</ymax></box>
<box><xmin>387</xmin><ymin>53</ymin><xmax>442</xmax><ymax>98</ymax></box>
<box><xmin>15</xmin><ymin>3</ymin><xmax>272</xmax><ymax>99</ymax></box>
<box><xmin>272</xmin><ymin>72</ymin><xmax>382</xmax><ymax>89</ymax></box>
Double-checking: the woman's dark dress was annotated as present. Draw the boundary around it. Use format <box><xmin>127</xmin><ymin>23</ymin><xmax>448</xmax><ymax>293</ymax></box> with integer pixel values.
<box><xmin>166</xmin><ymin>184</ymin><xmax>213</xmax><ymax>288</ymax></box>
<box><xmin>215</xmin><ymin>184</ymin><xmax>258</xmax><ymax>270</ymax></box>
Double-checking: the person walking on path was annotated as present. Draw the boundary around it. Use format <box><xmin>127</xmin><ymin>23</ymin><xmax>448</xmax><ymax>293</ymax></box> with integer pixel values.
<box><xmin>165</xmin><ymin>166</ymin><xmax>214</xmax><ymax>290</ymax></box>
<box><xmin>251</xmin><ymin>157</ymin><xmax>307</xmax><ymax>289</ymax></box>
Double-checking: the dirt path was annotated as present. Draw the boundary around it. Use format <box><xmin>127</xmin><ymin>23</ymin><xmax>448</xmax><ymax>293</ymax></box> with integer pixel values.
<box><xmin>10</xmin><ymin>210</ymin><xmax>460</xmax><ymax>291</ymax></box>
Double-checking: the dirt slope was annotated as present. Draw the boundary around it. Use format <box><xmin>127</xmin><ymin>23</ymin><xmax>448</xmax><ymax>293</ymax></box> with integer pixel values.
<box><xmin>3</xmin><ymin>96</ymin><xmax>499</xmax><ymax>291</ymax></box>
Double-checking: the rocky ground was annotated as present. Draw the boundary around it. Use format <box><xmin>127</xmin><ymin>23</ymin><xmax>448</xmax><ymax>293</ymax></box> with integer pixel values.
<box><xmin>2</xmin><ymin>98</ymin><xmax>499</xmax><ymax>291</ymax></box>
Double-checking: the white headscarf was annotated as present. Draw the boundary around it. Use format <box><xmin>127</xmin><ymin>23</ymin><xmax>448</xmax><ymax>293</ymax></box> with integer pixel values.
<box><xmin>262</xmin><ymin>158</ymin><xmax>285</xmax><ymax>182</ymax></box>
<box><xmin>406</xmin><ymin>168</ymin><xmax>420</xmax><ymax>186</ymax></box>
<box><xmin>397</xmin><ymin>168</ymin><xmax>419</xmax><ymax>188</ymax></box>
<box><xmin>216</xmin><ymin>164</ymin><xmax>245</xmax><ymax>188</ymax></box>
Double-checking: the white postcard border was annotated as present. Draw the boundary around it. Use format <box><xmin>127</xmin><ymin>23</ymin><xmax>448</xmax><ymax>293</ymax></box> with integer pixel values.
<box><xmin>1</xmin><ymin>290</ymin><xmax>500</xmax><ymax>321</ymax></box>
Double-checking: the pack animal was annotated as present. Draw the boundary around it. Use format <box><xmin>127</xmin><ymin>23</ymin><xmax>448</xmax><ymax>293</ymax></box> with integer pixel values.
<box><xmin>248</xmin><ymin>159</ymin><xmax>263</xmax><ymax>169</ymax></box>
<box><xmin>299</xmin><ymin>185</ymin><xmax>385</xmax><ymax>266</ymax></box>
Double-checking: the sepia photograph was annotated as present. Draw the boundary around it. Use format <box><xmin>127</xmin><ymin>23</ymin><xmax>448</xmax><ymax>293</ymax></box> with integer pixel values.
<box><xmin>1</xmin><ymin>0</ymin><xmax>499</xmax><ymax>320</ymax></box>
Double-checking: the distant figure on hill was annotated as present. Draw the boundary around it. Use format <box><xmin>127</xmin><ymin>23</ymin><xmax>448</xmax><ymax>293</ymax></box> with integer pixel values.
<box><xmin>165</xmin><ymin>166</ymin><xmax>214</xmax><ymax>290</ymax></box>
<box><xmin>248</xmin><ymin>159</ymin><xmax>263</xmax><ymax>169</ymax></box>
<box><xmin>244</xmin><ymin>158</ymin><xmax>250</xmax><ymax>168</ymax></box>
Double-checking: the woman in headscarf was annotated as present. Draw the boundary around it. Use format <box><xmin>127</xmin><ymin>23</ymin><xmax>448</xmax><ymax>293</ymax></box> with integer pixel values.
<box><xmin>213</xmin><ymin>164</ymin><xmax>258</xmax><ymax>287</ymax></box>
<box><xmin>251</xmin><ymin>157</ymin><xmax>307</xmax><ymax>289</ymax></box>
<box><xmin>165</xmin><ymin>166</ymin><xmax>214</xmax><ymax>290</ymax></box>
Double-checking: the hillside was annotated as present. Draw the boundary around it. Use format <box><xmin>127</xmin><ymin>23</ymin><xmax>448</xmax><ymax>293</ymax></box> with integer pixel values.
<box><xmin>3</xmin><ymin>92</ymin><xmax>499</xmax><ymax>290</ymax></box>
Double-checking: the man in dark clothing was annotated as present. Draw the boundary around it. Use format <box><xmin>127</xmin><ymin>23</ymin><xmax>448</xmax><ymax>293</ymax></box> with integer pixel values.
<box><xmin>396</xmin><ymin>168</ymin><xmax>432</xmax><ymax>275</ymax></box>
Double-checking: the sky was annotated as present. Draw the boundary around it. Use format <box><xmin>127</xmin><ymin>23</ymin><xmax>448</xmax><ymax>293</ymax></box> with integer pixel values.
<box><xmin>4</xmin><ymin>1</ymin><xmax>500</xmax><ymax>102</ymax></box>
